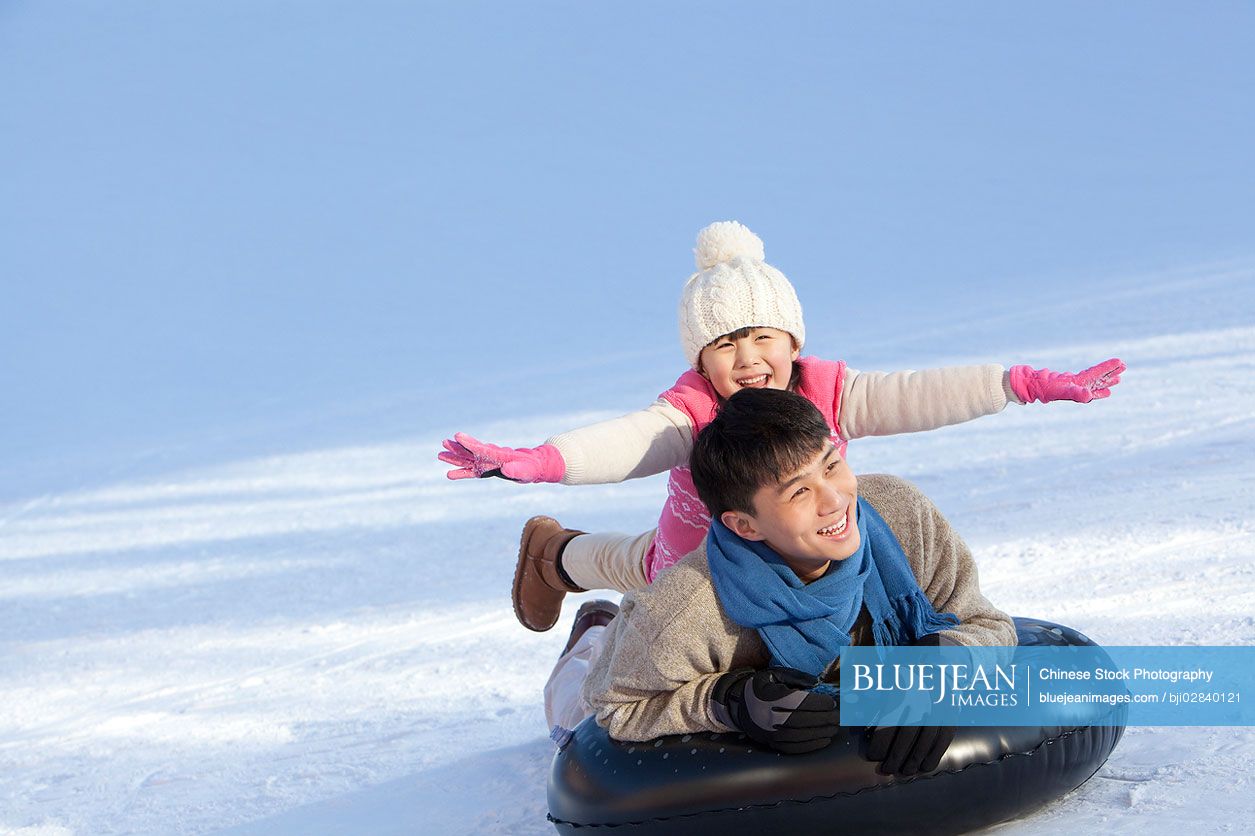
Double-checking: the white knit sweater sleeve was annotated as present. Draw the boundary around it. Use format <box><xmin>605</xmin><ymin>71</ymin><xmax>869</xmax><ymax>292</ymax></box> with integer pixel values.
<box><xmin>546</xmin><ymin>399</ymin><xmax>695</xmax><ymax>485</ymax></box>
<box><xmin>837</xmin><ymin>365</ymin><xmax>1021</xmax><ymax>441</ymax></box>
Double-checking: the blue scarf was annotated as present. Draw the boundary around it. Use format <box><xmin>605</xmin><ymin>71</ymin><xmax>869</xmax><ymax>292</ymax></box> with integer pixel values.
<box><xmin>707</xmin><ymin>498</ymin><xmax>959</xmax><ymax>678</ymax></box>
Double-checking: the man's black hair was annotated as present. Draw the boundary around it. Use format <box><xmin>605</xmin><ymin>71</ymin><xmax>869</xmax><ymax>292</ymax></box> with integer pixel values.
<box><xmin>690</xmin><ymin>388</ymin><xmax>832</xmax><ymax>519</ymax></box>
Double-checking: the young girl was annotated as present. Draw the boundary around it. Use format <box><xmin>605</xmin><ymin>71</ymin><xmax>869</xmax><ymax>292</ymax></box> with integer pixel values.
<box><xmin>439</xmin><ymin>222</ymin><xmax>1124</xmax><ymax>632</ymax></box>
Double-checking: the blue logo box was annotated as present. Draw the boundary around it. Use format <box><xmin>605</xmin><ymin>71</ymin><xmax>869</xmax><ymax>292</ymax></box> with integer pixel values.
<box><xmin>837</xmin><ymin>645</ymin><xmax>1254</xmax><ymax>726</ymax></box>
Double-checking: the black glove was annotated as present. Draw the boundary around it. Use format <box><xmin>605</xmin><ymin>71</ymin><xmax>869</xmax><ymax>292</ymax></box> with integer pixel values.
<box><xmin>865</xmin><ymin>724</ymin><xmax>955</xmax><ymax>776</ymax></box>
<box><xmin>865</xmin><ymin>633</ymin><xmax>954</xmax><ymax>776</ymax></box>
<box><xmin>710</xmin><ymin>666</ymin><xmax>839</xmax><ymax>755</ymax></box>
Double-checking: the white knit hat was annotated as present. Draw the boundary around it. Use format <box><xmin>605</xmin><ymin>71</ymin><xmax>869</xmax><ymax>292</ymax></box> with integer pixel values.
<box><xmin>678</xmin><ymin>221</ymin><xmax>806</xmax><ymax>368</ymax></box>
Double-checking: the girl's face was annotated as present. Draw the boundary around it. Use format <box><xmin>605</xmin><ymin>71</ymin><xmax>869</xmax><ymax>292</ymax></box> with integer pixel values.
<box><xmin>698</xmin><ymin>327</ymin><xmax>800</xmax><ymax>400</ymax></box>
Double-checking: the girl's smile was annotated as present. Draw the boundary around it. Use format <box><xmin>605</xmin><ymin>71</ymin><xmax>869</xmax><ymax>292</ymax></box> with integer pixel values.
<box><xmin>698</xmin><ymin>327</ymin><xmax>800</xmax><ymax>400</ymax></box>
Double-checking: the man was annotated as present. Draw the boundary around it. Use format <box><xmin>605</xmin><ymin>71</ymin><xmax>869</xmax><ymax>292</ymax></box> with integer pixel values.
<box><xmin>549</xmin><ymin>388</ymin><xmax>1015</xmax><ymax>776</ymax></box>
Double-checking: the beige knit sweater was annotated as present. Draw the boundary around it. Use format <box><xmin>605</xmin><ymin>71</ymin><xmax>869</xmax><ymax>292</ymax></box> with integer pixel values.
<box><xmin>581</xmin><ymin>474</ymin><xmax>1016</xmax><ymax>742</ymax></box>
<box><xmin>549</xmin><ymin>364</ymin><xmax>1018</xmax><ymax>485</ymax></box>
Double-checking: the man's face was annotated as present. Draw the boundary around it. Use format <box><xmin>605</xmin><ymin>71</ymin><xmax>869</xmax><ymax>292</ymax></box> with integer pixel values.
<box><xmin>720</xmin><ymin>443</ymin><xmax>859</xmax><ymax>581</ymax></box>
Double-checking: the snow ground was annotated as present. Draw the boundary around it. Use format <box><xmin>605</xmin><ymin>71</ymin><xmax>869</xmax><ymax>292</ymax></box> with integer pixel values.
<box><xmin>2</xmin><ymin>263</ymin><xmax>1254</xmax><ymax>835</ymax></box>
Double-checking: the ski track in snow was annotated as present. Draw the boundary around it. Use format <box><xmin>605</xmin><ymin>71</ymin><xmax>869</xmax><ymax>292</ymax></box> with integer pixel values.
<box><xmin>2</xmin><ymin>265</ymin><xmax>1254</xmax><ymax>835</ymax></box>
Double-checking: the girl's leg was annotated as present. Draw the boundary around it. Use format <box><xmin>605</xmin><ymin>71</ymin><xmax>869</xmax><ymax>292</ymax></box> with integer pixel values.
<box><xmin>514</xmin><ymin>519</ymin><xmax>652</xmax><ymax>632</ymax></box>
<box><xmin>560</xmin><ymin>529</ymin><xmax>654</xmax><ymax>593</ymax></box>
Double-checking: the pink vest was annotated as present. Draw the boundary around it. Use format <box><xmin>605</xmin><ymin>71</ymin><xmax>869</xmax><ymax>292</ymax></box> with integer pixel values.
<box><xmin>647</xmin><ymin>357</ymin><xmax>849</xmax><ymax>581</ymax></box>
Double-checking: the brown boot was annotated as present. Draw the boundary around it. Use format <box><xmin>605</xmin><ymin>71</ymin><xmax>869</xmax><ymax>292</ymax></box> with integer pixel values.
<box><xmin>561</xmin><ymin>599</ymin><xmax>620</xmax><ymax>656</ymax></box>
<box><xmin>513</xmin><ymin>516</ymin><xmax>586</xmax><ymax>632</ymax></box>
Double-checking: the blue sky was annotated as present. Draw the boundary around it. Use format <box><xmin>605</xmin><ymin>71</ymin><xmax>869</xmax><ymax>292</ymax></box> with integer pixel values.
<box><xmin>2</xmin><ymin>1</ymin><xmax>1252</xmax><ymax>489</ymax></box>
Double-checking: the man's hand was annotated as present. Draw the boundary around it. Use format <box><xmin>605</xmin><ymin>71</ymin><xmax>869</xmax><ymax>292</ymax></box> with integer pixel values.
<box><xmin>438</xmin><ymin>433</ymin><xmax>565</xmax><ymax>482</ymax></box>
<box><xmin>866</xmin><ymin>724</ymin><xmax>956</xmax><ymax>777</ymax></box>
<box><xmin>1009</xmin><ymin>357</ymin><xmax>1125</xmax><ymax>404</ymax></box>
<box><xmin>864</xmin><ymin>632</ymin><xmax>955</xmax><ymax>776</ymax></box>
<box><xmin>710</xmin><ymin>667</ymin><xmax>839</xmax><ymax>755</ymax></box>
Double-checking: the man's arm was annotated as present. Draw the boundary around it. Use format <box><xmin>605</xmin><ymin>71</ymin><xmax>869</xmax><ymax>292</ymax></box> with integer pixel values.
<box><xmin>584</xmin><ymin>597</ymin><xmax>839</xmax><ymax>752</ymax></box>
<box><xmin>581</xmin><ymin>595</ymin><xmax>733</xmax><ymax>741</ymax></box>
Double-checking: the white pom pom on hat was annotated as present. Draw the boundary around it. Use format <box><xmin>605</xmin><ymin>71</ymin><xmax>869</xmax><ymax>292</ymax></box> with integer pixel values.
<box><xmin>678</xmin><ymin>221</ymin><xmax>806</xmax><ymax>369</ymax></box>
<box><xmin>693</xmin><ymin>221</ymin><xmax>765</xmax><ymax>271</ymax></box>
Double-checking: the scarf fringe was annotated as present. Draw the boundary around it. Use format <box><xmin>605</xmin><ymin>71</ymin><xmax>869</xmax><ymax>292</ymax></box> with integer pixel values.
<box><xmin>872</xmin><ymin>590</ymin><xmax>961</xmax><ymax>649</ymax></box>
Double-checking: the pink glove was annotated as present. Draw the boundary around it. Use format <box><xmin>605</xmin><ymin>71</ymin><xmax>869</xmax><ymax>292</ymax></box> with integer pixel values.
<box><xmin>438</xmin><ymin>432</ymin><xmax>566</xmax><ymax>483</ymax></box>
<box><xmin>1009</xmin><ymin>358</ymin><xmax>1126</xmax><ymax>404</ymax></box>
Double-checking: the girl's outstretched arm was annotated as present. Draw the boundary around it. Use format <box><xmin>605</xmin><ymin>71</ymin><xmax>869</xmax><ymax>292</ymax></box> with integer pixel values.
<box><xmin>439</xmin><ymin>399</ymin><xmax>695</xmax><ymax>485</ymax></box>
<box><xmin>836</xmin><ymin>357</ymin><xmax>1125</xmax><ymax>441</ymax></box>
<box><xmin>838</xmin><ymin>364</ymin><xmax>1011</xmax><ymax>440</ymax></box>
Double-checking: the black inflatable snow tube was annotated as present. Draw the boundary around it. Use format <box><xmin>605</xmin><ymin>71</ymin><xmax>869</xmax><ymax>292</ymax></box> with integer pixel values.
<box><xmin>548</xmin><ymin>617</ymin><xmax>1124</xmax><ymax>835</ymax></box>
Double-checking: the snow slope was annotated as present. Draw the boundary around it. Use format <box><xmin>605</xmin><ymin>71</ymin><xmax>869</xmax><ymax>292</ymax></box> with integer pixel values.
<box><xmin>2</xmin><ymin>262</ymin><xmax>1253</xmax><ymax>835</ymax></box>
